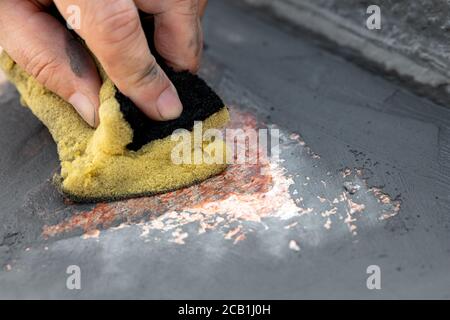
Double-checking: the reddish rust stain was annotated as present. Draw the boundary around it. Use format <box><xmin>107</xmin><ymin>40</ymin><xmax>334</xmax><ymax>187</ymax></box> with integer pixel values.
<box><xmin>42</xmin><ymin>109</ymin><xmax>274</xmax><ymax>238</ymax></box>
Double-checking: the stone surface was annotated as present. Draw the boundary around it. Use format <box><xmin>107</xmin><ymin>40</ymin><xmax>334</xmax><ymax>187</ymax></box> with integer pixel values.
<box><xmin>245</xmin><ymin>0</ymin><xmax>450</xmax><ymax>106</ymax></box>
<box><xmin>0</xmin><ymin>0</ymin><xmax>450</xmax><ymax>299</ymax></box>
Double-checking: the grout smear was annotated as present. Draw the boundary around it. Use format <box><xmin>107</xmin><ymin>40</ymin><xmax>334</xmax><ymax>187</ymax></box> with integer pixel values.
<box><xmin>42</xmin><ymin>107</ymin><xmax>401</xmax><ymax>249</ymax></box>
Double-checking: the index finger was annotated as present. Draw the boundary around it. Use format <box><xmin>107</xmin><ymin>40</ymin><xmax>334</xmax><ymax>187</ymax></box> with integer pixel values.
<box><xmin>54</xmin><ymin>0</ymin><xmax>183</xmax><ymax>121</ymax></box>
<box><xmin>135</xmin><ymin>0</ymin><xmax>203</xmax><ymax>73</ymax></box>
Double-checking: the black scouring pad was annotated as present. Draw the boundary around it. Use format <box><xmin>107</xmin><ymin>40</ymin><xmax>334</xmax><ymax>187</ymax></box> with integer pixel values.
<box><xmin>116</xmin><ymin>68</ymin><xmax>224</xmax><ymax>151</ymax></box>
<box><xmin>117</xmin><ymin>15</ymin><xmax>225</xmax><ymax>151</ymax></box>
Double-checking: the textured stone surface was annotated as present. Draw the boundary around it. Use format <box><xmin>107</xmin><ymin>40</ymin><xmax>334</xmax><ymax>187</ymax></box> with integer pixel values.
<box><xmin>1</xmin><ymin>0</ymin><xmax>450</xmax><ymax>299</ymax></box>
<box><xmin>304</xmin><ymin>0</ymin><xmax>450</xmax><ymax>72</ymax></box>
<box><xmin>245</xmin><ymin>0</ymin><xmax>450</xmax><ymax>106</ymax></box>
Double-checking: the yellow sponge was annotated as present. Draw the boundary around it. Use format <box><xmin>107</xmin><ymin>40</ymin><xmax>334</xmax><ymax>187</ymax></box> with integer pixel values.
<box><xmin>0</xmin><ymin>52</ymin><xmax>230</xmax><ymax>202</ymax></box>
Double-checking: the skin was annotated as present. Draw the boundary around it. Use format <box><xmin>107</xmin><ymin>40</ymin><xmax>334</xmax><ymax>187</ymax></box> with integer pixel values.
<box><xmin>0</xmin><ymin>0</ymin><xmax>208</xmax><ymax>127</ymax></box>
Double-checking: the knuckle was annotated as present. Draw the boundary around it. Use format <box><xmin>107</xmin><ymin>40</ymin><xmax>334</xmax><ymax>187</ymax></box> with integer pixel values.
<box><xmin>170</xmin><ymin>0</ymin><xmax>198</xmax><ymax>14</ymax></box>
<box><xmin>120</xmin><ymin>58</ymin><xmax>162</xmax><ymax>93</ymax></box>
<box><xmin>25</xmin><ymin>51</ymin><xmax>62</xmax><ymax>89</ymax></box>
<box><xmin>93</xmin><ymin>1</ymin><xmax>140</xmax><ymax>45</ymax></box>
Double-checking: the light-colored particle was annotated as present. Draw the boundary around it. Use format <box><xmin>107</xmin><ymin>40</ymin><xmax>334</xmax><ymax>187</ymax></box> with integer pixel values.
<box><xmin>82</xmin><ymin>229</ymin><xmax>100</xmax><ymax>239</ymax></box>
<box><xmin>289</xmin><ymin>240</ymin><xmax>301</xmax><ymax>251</ymax></box>
<box><xmin>343</xmin><ymin>181</ymin><xmax>361</xmax><ymax>194</ymax></box>
<box><xmin>324</xmin><ymin>218</ymin><xmax>332</xmax><ymax>230</ymax></box>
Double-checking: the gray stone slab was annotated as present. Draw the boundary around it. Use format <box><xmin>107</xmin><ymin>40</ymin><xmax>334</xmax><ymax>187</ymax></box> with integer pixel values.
<box><xmin>0</xmin><ymin>0</ymin><xmax>449</xmax><ymax>299</ymax></box>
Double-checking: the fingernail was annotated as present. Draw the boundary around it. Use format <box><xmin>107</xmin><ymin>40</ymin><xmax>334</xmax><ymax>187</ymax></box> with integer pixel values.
<box><xmin>156</xmin><ymin>85</ymin><xmax>183</xmax><ymax>120</ymax></box>
<box><xmin>68</xmin><ymin>92</ymin><xmax>96</xmax><ymax>127</ymax></box>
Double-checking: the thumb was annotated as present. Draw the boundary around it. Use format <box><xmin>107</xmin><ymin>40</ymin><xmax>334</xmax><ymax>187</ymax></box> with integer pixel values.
<box><xmin>0</xmin><ymin>0</ymin><xmax>101</xmax><ymax>127</ymax></box>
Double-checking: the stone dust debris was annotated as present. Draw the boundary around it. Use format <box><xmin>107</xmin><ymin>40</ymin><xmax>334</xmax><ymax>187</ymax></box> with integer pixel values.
<box><xmin>42</xmin><ymin>108</ymin><xmax>401</xmax><ymax>248</ymax></box>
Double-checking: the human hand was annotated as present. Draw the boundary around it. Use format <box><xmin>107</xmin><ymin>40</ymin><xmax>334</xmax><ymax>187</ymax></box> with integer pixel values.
<box><xmin>0</xmin><ymin>0</ymin><xmax>207</xmax><ymax>127</ymax></box>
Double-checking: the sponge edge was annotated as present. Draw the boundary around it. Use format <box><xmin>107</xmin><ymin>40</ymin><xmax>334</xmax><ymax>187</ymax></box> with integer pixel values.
<box><xmin>0</xmin><ymin>52</ymin><xmax>230</xmax><ymax>202</ymax></box>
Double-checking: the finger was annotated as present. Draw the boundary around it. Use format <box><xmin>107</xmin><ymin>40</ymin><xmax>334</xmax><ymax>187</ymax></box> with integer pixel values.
<box><xmin>31</xmin><ymin>0</ymin><xmax>53</xmax><ymax>6</ymax></box>
<box><xmin>135</xmin><ymin>0</ymin><xmax>203</xmax><ymax>73</ymax></box>
<box><xmin>54</xmin><ymin>0</ymin><xmax>182</xmax><ymax>121</ymax></box>
<box><xmin>0</xmin><ymin>0</ymin><xmax>101</xmax><ymax>127</ymax></box>
<box><xmin>199</xmin><ymin>0</ymin><xmax>208</xmax><ymax>18</ymax></box>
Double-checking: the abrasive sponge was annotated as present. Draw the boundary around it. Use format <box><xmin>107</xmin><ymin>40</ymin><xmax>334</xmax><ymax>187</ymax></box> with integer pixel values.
<box><xmin>0</xmin><ymin>36</ymin><xmax>229</xmax><ymax>203</ymax></box>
